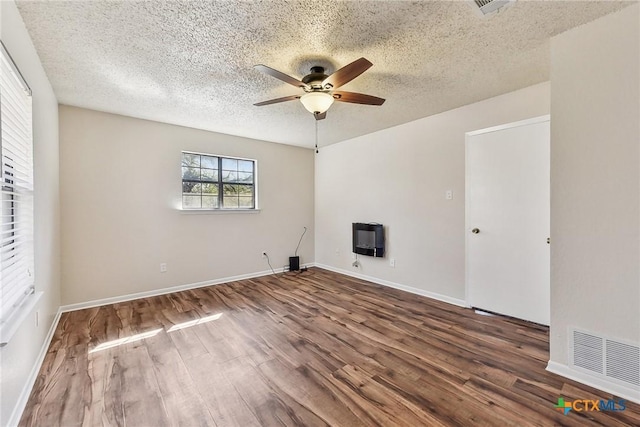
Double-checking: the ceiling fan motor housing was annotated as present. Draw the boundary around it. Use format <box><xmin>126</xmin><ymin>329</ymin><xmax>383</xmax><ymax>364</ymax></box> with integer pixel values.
<box><xmin>302</xmin><ymin>66</ymin><xmax>330</xmax><ymax>90</ymax></box>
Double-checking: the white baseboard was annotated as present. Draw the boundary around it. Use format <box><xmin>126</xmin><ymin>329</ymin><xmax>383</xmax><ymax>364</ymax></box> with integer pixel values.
<box><xmin>7</xmin><ymin>308</ymin><xmax>62</xmax><ymax>427</ymax></box>
<box><xmin>314</xmin><ymin>263</ymin><xmax>467</xmax><ymax>307</ymax></box>
<box><xmin>60</xmin><ymin>264</ymin><xmax>314</xmax><ymax>313</ymax></box>
<box><xmin>546</xmin><ymin>361</ymin><xmax>640</xmax><ymax>404</ymax></box>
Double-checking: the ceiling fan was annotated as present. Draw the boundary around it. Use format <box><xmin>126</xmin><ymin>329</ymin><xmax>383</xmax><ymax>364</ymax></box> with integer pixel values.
<box><xmin>253</xmin><ymin>57</ymin><xmax>385</xmax><ymax>120</ymax></box>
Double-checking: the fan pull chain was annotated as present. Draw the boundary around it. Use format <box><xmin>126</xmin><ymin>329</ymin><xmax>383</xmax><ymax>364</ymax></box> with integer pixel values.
<box><xmin>315</xmin><ymin>119</ymin><xmax>319</xmax><ymax>154</ymax></box>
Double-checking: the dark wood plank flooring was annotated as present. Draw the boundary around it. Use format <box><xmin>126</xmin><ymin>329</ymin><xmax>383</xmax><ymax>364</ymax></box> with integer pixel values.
<box><xmin>20</xmin><ymin>268</ymin><xmax>640</xmax><ymax>426</ymax></box>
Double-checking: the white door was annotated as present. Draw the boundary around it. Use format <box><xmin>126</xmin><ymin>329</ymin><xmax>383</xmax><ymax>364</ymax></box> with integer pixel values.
<box><xmin>466</xmin><ymin>116</ymin><xmax>550</xmax><ymax>325</ymax></box>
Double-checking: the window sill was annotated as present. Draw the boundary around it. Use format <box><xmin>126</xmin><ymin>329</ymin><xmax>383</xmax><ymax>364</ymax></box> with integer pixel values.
<box><xmin>0</xmin><ymin>291</ymin><xmax>43</xmax><ymax>347</ymax></box>
<box><xmin>179</xmin><ymin>208</ymin><xmax>261</xmax><ymax>215</ymax></box>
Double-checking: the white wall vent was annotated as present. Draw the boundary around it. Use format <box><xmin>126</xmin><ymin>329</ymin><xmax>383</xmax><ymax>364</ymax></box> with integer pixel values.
<box><xmin>571</xmin><ymin>329</ymin><xmax>640</xmax><ymax>387</ymax></box>
<box><xmin>606</xmin><ymin>339</ymin><xmax>640</xmax><ymax>386</ymax></box>
<box><xmin>573</xmin><ymin>330</ymin><xmax>604</xmax><ymax>374</ymax></box>
<box><xmin>469</xmin><ymin>0</ymin><xmax>516</xmax><ymax>17</ymax></box>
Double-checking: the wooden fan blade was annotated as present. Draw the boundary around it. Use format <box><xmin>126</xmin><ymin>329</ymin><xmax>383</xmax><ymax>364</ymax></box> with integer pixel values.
<box><xmin>333</xmin><ymin>91</ymin><xmax>385</xmax><ymax>106</ymax></box>
<box><xmin>254</xmin><ymin>95</ymin><xmax>300</xmax><ymax>106</ymax></box>
<box><xmin>254</xmin><ymin>65</ymin><xmax>309</xmax><ymax>89</ymax></box>
<box><xmin>314</xmin><ymin>111</ymin><xmax>326</xmax><ymax>120</ymax></box>
<box><xmin>322</xmin><ymin>58</ymin><xmax>373</xmax><ymax>89</ymax></box>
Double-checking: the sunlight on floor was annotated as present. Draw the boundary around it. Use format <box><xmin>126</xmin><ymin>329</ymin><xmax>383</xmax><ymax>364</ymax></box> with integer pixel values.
<box><xmin>87</xmin><ymin>313</ymin><xmax>224</xmax><ymax>353</ymax></box>
<box><xmin>89</xmin><ymin>328</ymin><xmax>163</xmax><ymax>353</ymax></box>
<box><xmin>167</xmin><ymin>313</ymin><xmax>223</xmax><ymax>332</ymax></box>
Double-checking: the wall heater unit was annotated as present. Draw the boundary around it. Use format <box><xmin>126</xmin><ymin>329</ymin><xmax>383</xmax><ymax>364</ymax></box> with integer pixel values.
<box><xmin>352</xmin><ymin>223</ymin><xmax>385</xmax><ymax>257</ymax></box>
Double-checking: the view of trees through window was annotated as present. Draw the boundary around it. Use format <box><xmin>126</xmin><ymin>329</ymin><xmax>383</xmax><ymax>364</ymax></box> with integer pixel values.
<box><xmin>181</xmin><ymin>152</ymin><xmax>255</xmax><ymax>209</ymax></box>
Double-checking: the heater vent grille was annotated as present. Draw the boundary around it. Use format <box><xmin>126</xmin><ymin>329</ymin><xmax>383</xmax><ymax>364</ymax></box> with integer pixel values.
<box><xmin>571</xmin><ymin>329</ymin><xmax>640</xmax><ymax>387</ymax></box>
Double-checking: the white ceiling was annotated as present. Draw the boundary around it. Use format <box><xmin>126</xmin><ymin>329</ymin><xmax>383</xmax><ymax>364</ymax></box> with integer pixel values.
<box><xmin>16</xmin><ymin>0</ymin><xmax>632</xmax><ymax>148</ymax></box>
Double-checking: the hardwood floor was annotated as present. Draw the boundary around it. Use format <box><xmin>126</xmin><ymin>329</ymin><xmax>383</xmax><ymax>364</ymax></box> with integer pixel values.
<box><xmin>20</xmin><ymin>268</ymin><xmax>640</xmax><ymax>426</ymax></box>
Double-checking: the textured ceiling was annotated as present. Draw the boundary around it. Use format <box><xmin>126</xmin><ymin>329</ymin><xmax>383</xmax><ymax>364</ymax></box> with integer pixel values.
<box><xmin>16</xmin><ymin>0</ymin><xmax>632</xmax><ymax>148</ymax></box>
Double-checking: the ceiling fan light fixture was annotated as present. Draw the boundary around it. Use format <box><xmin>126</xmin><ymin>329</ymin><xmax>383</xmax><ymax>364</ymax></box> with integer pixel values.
<box><xmin>300</xmin><ymin>92</ymin><xmax>334</xmax><ymax>114</ymax></box>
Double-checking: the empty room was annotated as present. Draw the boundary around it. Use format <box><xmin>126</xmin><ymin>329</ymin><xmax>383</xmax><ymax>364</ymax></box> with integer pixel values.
<box><xmin>1</xmin><ymin>0</ymin><xmax>639</xmax><ymax>426</ymax></box>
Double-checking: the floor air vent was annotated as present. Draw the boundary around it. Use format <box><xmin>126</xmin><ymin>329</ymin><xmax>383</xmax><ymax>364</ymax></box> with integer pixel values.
<box><xmin>572</xmin><ymin>329</ymin><xmax>640</xmax><ymax>387</ymax></box>
<box><xmin>470</xmin><ymin>0</ymin><xmax>516</xmax><ymax>17</ymax></box>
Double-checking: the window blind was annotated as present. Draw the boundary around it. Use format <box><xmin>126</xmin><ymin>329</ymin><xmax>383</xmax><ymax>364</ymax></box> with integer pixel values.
<box><xmin>0</xmin><ymin>42</ymin><xmax>34</xmax><ymax>334</ymax></box>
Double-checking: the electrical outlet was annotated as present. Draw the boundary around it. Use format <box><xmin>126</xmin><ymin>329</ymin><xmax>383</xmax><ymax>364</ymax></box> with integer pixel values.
<box><xmin>262</xmin><ymin>252</ymin><xmax>267</xmax><ymax>259</ymax></box>
<box><xmin>446</xmin><ymin>190</ymin><xmax>453</xmax><ymax>200</ymax></box>
<box><xmin>335</xmin><ymin>248</ymin><xmax>340</xmax><ymax>255</ymax></box>
<box><xmin>160</xmin><ymin>263</ymin><xmax>167</xmax><ymax>273</ymax></box>
<box><xmin>390</xmin><ymin>258</ymin><xmax>396</xmax><ymax>267</ymax></box>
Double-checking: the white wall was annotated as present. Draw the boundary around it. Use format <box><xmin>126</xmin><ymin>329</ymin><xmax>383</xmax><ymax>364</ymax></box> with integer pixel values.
<box><xmin>550</xmin><ymin>4</ymin><xmax>639</xmax><ymax>365</ymax></box>
<box><xmin>59</xmin><ymin>106</ymin><xmax>314</xmax><ymax>305</ymax></box>
<box><xmin>315</xmin><ymin>82</ymin><xmax>550</xmax><ymax>301</ymax></box>
<box><xmin>0</xmin><ymin>1</ymin><xmax>61</xmax><ymax>425</ymax></box>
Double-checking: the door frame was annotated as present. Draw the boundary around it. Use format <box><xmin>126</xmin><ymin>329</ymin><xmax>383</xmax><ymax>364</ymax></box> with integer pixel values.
<box><xmin>464</xmin><ymin>114</ymin><xmax>550</xmax><ymax>307</ymax></box>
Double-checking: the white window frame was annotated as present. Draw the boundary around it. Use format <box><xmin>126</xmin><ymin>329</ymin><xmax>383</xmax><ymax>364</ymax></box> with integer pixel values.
<box><xmin>0</xmin><ymin>41</ymin><xmax>39</xmax><ymax>346</ymax></box>
<box><xmin>181</xmin><ymin>151</ymin><xmax>258</xmax><ymax>211</ymax></box>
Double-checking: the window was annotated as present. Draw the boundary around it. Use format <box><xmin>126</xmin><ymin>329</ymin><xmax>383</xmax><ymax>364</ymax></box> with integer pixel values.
<box><xmin>0</xmin><ymin>42</ymin><xmax>35</xmax><ymax>345</ymax></box>
<box><xmin>181</xmin><ymin>152</ymin><xmax>256</xmax><ymax>210</ymax></box>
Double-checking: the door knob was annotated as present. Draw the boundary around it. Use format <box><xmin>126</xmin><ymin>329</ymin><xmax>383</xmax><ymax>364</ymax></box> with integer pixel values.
<box><xmin>471</xmin><ymin>228</ymin><xmax>480</xmax><ymax>234</ymax></box>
